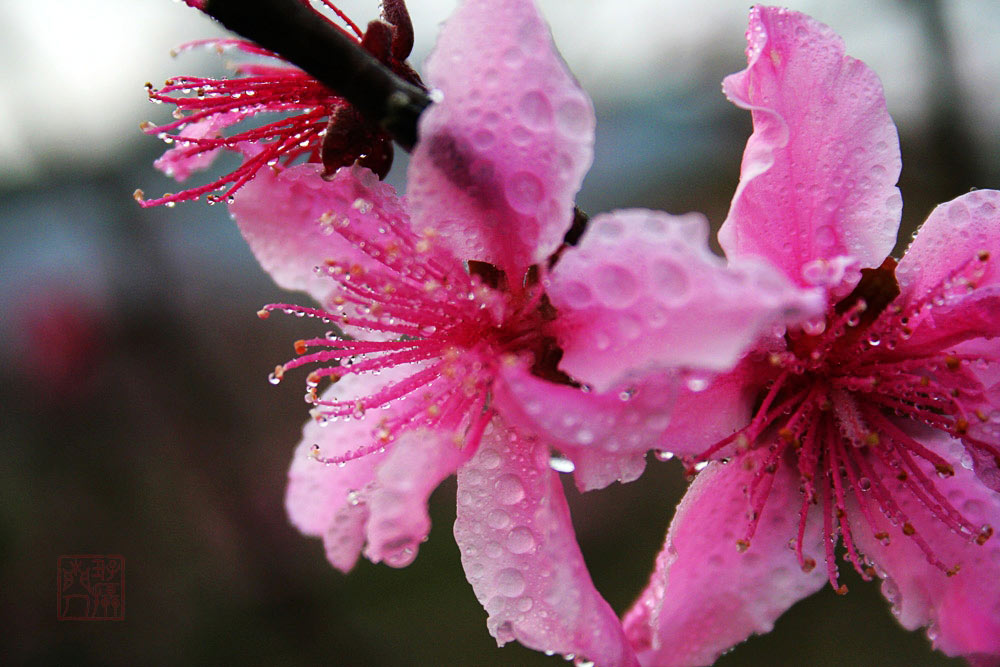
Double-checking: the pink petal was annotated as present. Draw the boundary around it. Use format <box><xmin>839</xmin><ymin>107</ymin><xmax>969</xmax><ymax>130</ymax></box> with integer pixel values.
<box><xmin>284</xmin><ymin>414</ymin><xmax>385</xmax><ymax>572</ymax></box>
<box><xmin>494</xmin><ymin>362</ymin><xmax>678</xmax><ymax>492</ymax></box>
<box><xmin>848</xmin><ymin>430</ymin><xmax>1000</xmax><ymax>659</ymax></box>
<box><xmin>453</xmin><ymin>416</ymin><xmax>638</xmax><ymax>666</ymax></box>
<box><xmin>897</xmin><ymin>190</ymin><xmax>1000</xmax><ymax>301</ymax></box>
<box><xmin>229</xmin><ymin>164</ymin><xmax>406</xmax><ymax>306</ymax></box>
<box><xmin>322</xmin><ymin>502</ymin><xmax>370</xmax><ymax>573</ymax></box>
<box><xmin>657</xmin><ymin>360</ymin><xmax>760</xmax><ymax>457</ymax></box>
<box><xmin>718</xmin><ymin>6</ymin><xmax>901</xmax><ymax>285</ymax></box>
<box><xmin>407</xmin><ymin>0</ymin><xmax>595</xmax><ymax>278</ymax></box>
<box><xmin>623</xmin><ymin>453</ymin><xmax>827</xmax><ymax>666</ymax></box>
<box><xmin>957</xmin><ymin>339</ymin><xmax>1000</xmax><ymax>492</ymax></box>
<box><xmin>549</xmin><ymin>210</ymin><xmax>823</xmax><ymax>392</ymax></box>
<box><xmin>364</xmin><ymin>427</ymin><xmax>473</xmax><ymax>568</ymax></box>
<box><xmin>154</xmin><ymin>111</ymin><xmax>242</xmax><ymax>181</ymax></box>
<box><xmin>897</xmin><ymin>289</ymin><xmax>1000</xmax><ymax>355</ymax></box>
<box><xmin>285</xmin><ymin>405</ymin><xmax>386</xmax><ymax>536</ymax></box>
<box><xmin>284</xmin><ymin>369</ymin><xmax>412</xmax><ymax>571</ymax></box>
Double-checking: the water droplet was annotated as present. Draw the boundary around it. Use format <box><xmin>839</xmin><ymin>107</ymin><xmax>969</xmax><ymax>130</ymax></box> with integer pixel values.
<box><xmin>815</xmin><ymin>225</ymin><xmax>836</xmax><ymax>248</ymax></box>
<box><xmin>505</xmin><ymin>172</ymin><xmax>545</xmax><ymax>213</ymax></box>
<box><xmin>651</xmin><ymin>258</ymin><xmax>691</xmax><ymax>304</ymax></box>
<box><xmin>549</xmin><ymin>456</ymin><xmax>575</xmax><ymax>473</ymax></box>
<box><xmin>593</xmin><ymin>264</ymin><xmax>639</xmax><ymax>308</ymax></box>
<box><xmin>803</xmin><ymin>317</ymin><xmax>827</xmax><ymax>335</ymax></box>
<box><xmin>497</xmin><ymin>568</ymin><xmax>526</xmax><ymax>597</ymax></box>
<box><xmin>507</xmin><ymin>527</ymin><xmax>535</xmax><ymax>554</ymax></box>
<box><xmin>495</xmin><ymin>474</ymin><xmax>525</xmax><ymax>504</ymax></box>
<box><xmin>471</xmin><ymin>129</ymin><xmax>495</xmax><ymax>150</ymax></box>
<box><xmin>686</xmin><ymin>377</ymin><xmax>708</xmax><ymax>392</ymax></box>
<box><xmin>517</xmin><ymin>90</ymin><xmax>553</xmax><ymax>129</ymax></box>
<box><xmin>479</xmin><ymin>448</ymin><xmax>501</xmax><ymax>470</ymax></box>
<box><xmin>487</xmin><ymin>509</ymin><xmax>511</xmax><ymax>529</ymax></box>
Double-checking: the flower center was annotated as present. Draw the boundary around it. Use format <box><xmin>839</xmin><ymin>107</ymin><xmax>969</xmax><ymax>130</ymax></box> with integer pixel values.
<box><xmin>691</xmin><ymin>256</ymin><xmax>997</xmax><ymax>592</ymax></box>
<box><xmin>259</xmin><ymin>198</ymin><xmax>556</xmax><ymax>466</ymax></box>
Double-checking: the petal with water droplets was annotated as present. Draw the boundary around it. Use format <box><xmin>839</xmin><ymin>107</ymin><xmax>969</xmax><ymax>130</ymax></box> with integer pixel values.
<box><xmin>848</xmin><ymin>430</ymin><xmax>1000</xmax><ymax>659</ymax></box>
<box><xmin>230</xmin><ymin>164</ymin><xmax>408</xmax><ymax>307</ymax></box>
<box><xmin>454</xmin><ymin>416</ymin><xmax>638</xmax><ymax>665</ymax></box>
<box><xmin>549</xmin><ymin>209</ymin><xmax>823</xmax><ymax>392</ymax></box>
<box><xmin>365</xmin><ymin>427</ymin><xmax>473</xmax><ymax>567</ymax></box>
<box><xmin>623</xmin><ymin>453</ymin><xmax>826</xmax><ymax>666</ymax></box>
<box><xmin>408</xmin><ymin>0</ymin><xmax>594</xmax><ymax>279</ymax></box>
<box><xmin>719</xmin><ymin>7</ymin><xmax>901</xmax><ymax>285</ymax></box>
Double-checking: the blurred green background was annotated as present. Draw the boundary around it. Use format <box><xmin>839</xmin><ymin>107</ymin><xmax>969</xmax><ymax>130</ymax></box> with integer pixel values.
<box><xmin>2</xmin><ymin>0</ymin><xmax>998</xmax><ymax>664</ymax></box>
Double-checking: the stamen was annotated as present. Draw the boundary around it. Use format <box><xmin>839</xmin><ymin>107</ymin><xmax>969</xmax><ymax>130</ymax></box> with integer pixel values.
<box><xmin>827</xmin><ymin>437</ymin><xmax>869</xmax><ymax>580</ymax></box>
<box><xmin>821</xmin><ymin>476</ymin><xmax>846</xmax><ymax>593</ymax></box>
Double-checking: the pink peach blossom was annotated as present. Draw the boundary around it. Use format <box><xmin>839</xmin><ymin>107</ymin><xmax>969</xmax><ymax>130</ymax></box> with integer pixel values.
<box><xmin>623</xmin><ymin>7</ymin><xmax>1000</xmax><ymax>666</ymax></box>
<box><xmin>227</xmin><ymin>0</ymin><xmax>821</xmax><ymax>662</ymax></box>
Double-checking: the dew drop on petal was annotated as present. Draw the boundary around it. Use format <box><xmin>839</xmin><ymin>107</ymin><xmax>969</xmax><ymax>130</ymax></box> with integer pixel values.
<box><xmin>549</xmin><ymin>456</ymin><xmax>576</xmax><ymax>473</ymax></box>
<box><xmin>495</xmin><ymin>474</ymin><xmax>525</xmax><ymax>504</ymax></box>
<box><xmin>507</xmin><ymin>526</ymin><xmax>535</xmax><ymax>554</ymax></box>
<box><xmin>505</xmin><ymin>171</ymin><xmax>545</xmax><ymax>213</ymax></box>
<box><xmin>497</xmin><ymin>568</ymin><xmax>526</xmax><ymax>597</ymax></box>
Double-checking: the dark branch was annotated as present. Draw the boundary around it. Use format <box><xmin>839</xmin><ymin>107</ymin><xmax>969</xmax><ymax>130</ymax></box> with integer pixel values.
<box><xmin>198</xmin><ymin>0</ymin><xmax>431</xmax><ymax>150</ymax></box>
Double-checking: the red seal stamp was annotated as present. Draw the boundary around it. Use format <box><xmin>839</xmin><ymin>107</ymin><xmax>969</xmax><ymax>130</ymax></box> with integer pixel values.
<box><xmin>57</xmin><ymin>555</ymin><xmax>124</xmax><ymax>621</ymax></box>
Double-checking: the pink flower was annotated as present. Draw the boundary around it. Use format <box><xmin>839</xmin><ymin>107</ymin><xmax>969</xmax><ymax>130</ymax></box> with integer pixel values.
<box><xmin>226</xmin><ymin>0</ymin><xmax>821</xmax><ymax>662</ymax></box>
<box><xmin>622</xmin><ymin>7</ymin><xmax>1000</xmax><ymax>665</ymax></box>
<box><xmin>135</xmin><ymin>0</ymin><xmax>419</xmax><ymax>208</ymax></box>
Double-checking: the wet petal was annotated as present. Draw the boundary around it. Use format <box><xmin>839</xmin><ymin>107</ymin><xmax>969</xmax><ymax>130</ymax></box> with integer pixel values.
<box><xmin>718</xmin><ymin>6</ymin><xmax>901</xmax><ymax>285</ymax></box>
<box><xmin>454</xmin><ymin>416</ymin><xmax>638</xmax><ymax>666</ymax></box>
<box><xmin>365</xmin><ymin>427</ymin><xmax>473</xmax><ymax>568</ymax></box>
<box><xmin>549</xmin><ymin>210</ymin><xmax>823</xmax><ymax>392</ymax></box>
<box><xmin>958</xmin><ymin>340</ymin><xmax>1000</xmax><ymax>493</ymax></box>
<box><xmin>408</xmin><ymin>0</ymin><xmax>595</xmax><ymax>278</ymax></box>
<box><xmin>849</xmin><ymin>430</ymin><xmax>1000</xmax><ymax>659</ymax></box>
<box><xmin>284</xmin><ymin>408</ymin><xmax>386</xmax><ymax>572</ymax></box>
<box><xmin>229</xmin><ymin>164</ymin><xmax>407</xmax><ymax>306</ymax></box>
<box><xmin>284</xmin><ymin>368</ymin><xmax>414</xmax><ymax>571</ymax></box>
<box><xmin>494</xmin><ymin>362</ymin><xmax>679</xmax><ymax>491</ymax></box>
<box><xmin>322</xmin><ymin>502</ymin><xmax>370</xmax><ymax>573</ymax></box>
<box><xmin>898</xmin><ymin>288</ymin><xmax>1000</xmax><ymax>355</ymax></box>
<box><xmin>623</xmin><ymin>453</ymin><xmax>826</xmax><ymax>666</ymax></box>
<box><xmin>897</xmin><ymin>190</ymin><xmax>1000</xmax><ymax>302</ymax></box>
<box><xmin>657</xmin><ymin>361</ymin><xmax>760</xmax><ymax>458</ymax></box>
